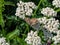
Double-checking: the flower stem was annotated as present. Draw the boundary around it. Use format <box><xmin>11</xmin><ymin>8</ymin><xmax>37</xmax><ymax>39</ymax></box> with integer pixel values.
<box><xmin>32</xmin><ymin>0</ymin><xmax>42</xmax><ymax>17</ymax></box>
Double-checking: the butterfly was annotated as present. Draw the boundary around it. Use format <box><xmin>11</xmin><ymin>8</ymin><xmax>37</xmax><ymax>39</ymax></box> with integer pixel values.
<box><xmin>25</xmin><ymin>18</ymin><xmax>38</xmax><ymax>25</ymax></box>
<box><xmin>24</xmin><ymin>18</ymin><xmax>40</xmax><ymax>30</ymax></box>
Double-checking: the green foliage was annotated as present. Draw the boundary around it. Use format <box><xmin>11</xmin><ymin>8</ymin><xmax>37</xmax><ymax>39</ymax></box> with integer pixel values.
<box><xmin>0</xmin><ymin>0</ymin><xmax>4</xmax><ymax>27</ymax></box>
<box><xmin>4</xmin><ymin>1</ymin><xmax>15</xmax><ymax>6</ymax></box>
<box><xmin>6</xmin><ymin>29</ymin><xmax>20</xmax><ymax>39</ymax></box>
<box><xmin>0</xmin><ymin>0</ymin><xmax>60</xmax><ymax>45</ymax></box>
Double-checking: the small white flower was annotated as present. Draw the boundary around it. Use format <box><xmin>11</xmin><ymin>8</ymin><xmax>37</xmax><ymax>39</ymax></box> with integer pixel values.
<box><xmin>33</xmin><ymin>36</ymin><xmax>41</xmax><ymax>45</ymax></box>
<box><xmin>37</xmin><ymin>17</ymin><xmax>59</xmax><ymax>33</ymax></box>
<box><xmin>57</xmin><ymin>30</ymin><xmax>60</xmax><ymax>35</ymax></box>
<box><xmin>19</xmin><ymin>14</ymin><xmax>25</xmax><ymax>19</ymax></box>
<box><xmin>37</xmin><ymin>17</ymin><xmax>47</xmax><ymax>24</ymax></box>
<box><xmin>52</xmin><ymin>0</ymin><xmax>60</xmax><ymax>8</ymax></box>
<box><xmin>27</xmin><ymin>2</ymin><xmax>36</xmax><ymax>9</ymax></box>
<box><xmin>25</xmin><ymin>8</ymin><xmax>33</xmax><ymax>16</ymax></box>
<box><xmin>52</xmin><ymin>30</ymin><xmax>60</xmax><ymax>44</ymax></box>
<box><xmin>25</xmin><ymin>30</ymin><xmax>42</xmax><ymax>45</ymax></box>
<box><xmin>15</xmin><ymin>1</ymin><xmax>36</xmax><ymax>19</ymax></box>
<box><xmin>41</xmin><ymin>7</ymin><xmax>57</xmax><ymax>17</ymax></box>
<box><xmin>0</xmin><ymin>37</ymin><xmax>9</xmax><ymax>45</ymax></box>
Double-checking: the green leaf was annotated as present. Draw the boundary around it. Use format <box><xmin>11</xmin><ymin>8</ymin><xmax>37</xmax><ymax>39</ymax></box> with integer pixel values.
<box><xmin>6</xmin><ymin>29</ymin><xmax>20</xmax><ymax>39</ymax></box>
<box><xmin>56</xmin><ymin>8</ymin><xmax>60</xmax><ymax>12</ymax></box>
<box><xmin>17</xmin><ymin>37</ymin><xmax>27</xmax><ymax>45</ymax></box>
<box><xmin>0</xmin><ymin>0</ymin><xmax>4</xmax><ymax>27</ymax></box>
<box><xmin>4</xmin><ymin>1</ymin><xmax>15</xmax><ymax>6</ymax></box>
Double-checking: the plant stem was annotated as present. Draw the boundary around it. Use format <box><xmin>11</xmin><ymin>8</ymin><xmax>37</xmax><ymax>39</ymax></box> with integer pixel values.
<box><xmin>0</xmin><ymin>0</ymin><xmax>5</xmax><ymax>36</ymax></box>
<box><xmin>24</xmin><ymin>24</ymin><xmax>29</xmax><ymax>34</ymax></box>
<box><xmin>0</xmin><ymin>14</ymin><xmax>5</xmax><ymax>36</ymax></box>
<box><xmin>32</xmin><ymin>0</ymin><xmax>42</xmax><ymax>17</ymax></box>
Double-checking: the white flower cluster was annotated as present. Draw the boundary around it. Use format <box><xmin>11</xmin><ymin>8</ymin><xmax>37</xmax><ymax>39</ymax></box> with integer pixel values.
<box><xmin>25</xmin><ymin>30</ymin><xmax>42</xmax><ymax>45</ymax></box>
<box><xmin>37</xmin><ymin>17</ymin><xmax>59</xmax><ymax>33</ymax></box>
<box><xmin>52</xmin><ymin>30</ymin><xmax>60</xmax><ymax>44</ymax></box>
<box><xmin>41</xmin><ymin>7</ymin><xmax>57</xmax><ymax>17</ymax></box>
<box><xmin>0</xmin><ymin>37</ymin><xmax>9</xmax><ymax>45</ymax></box>
<box><xmin>52</xmin><ymin>0</ymin><xmax>60</xmax><ymax>8</ymax></box>
<box><xmin>15</xmin><ymin>1</ymin><xmax>36</xmax><ymax>19</ymax></box>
